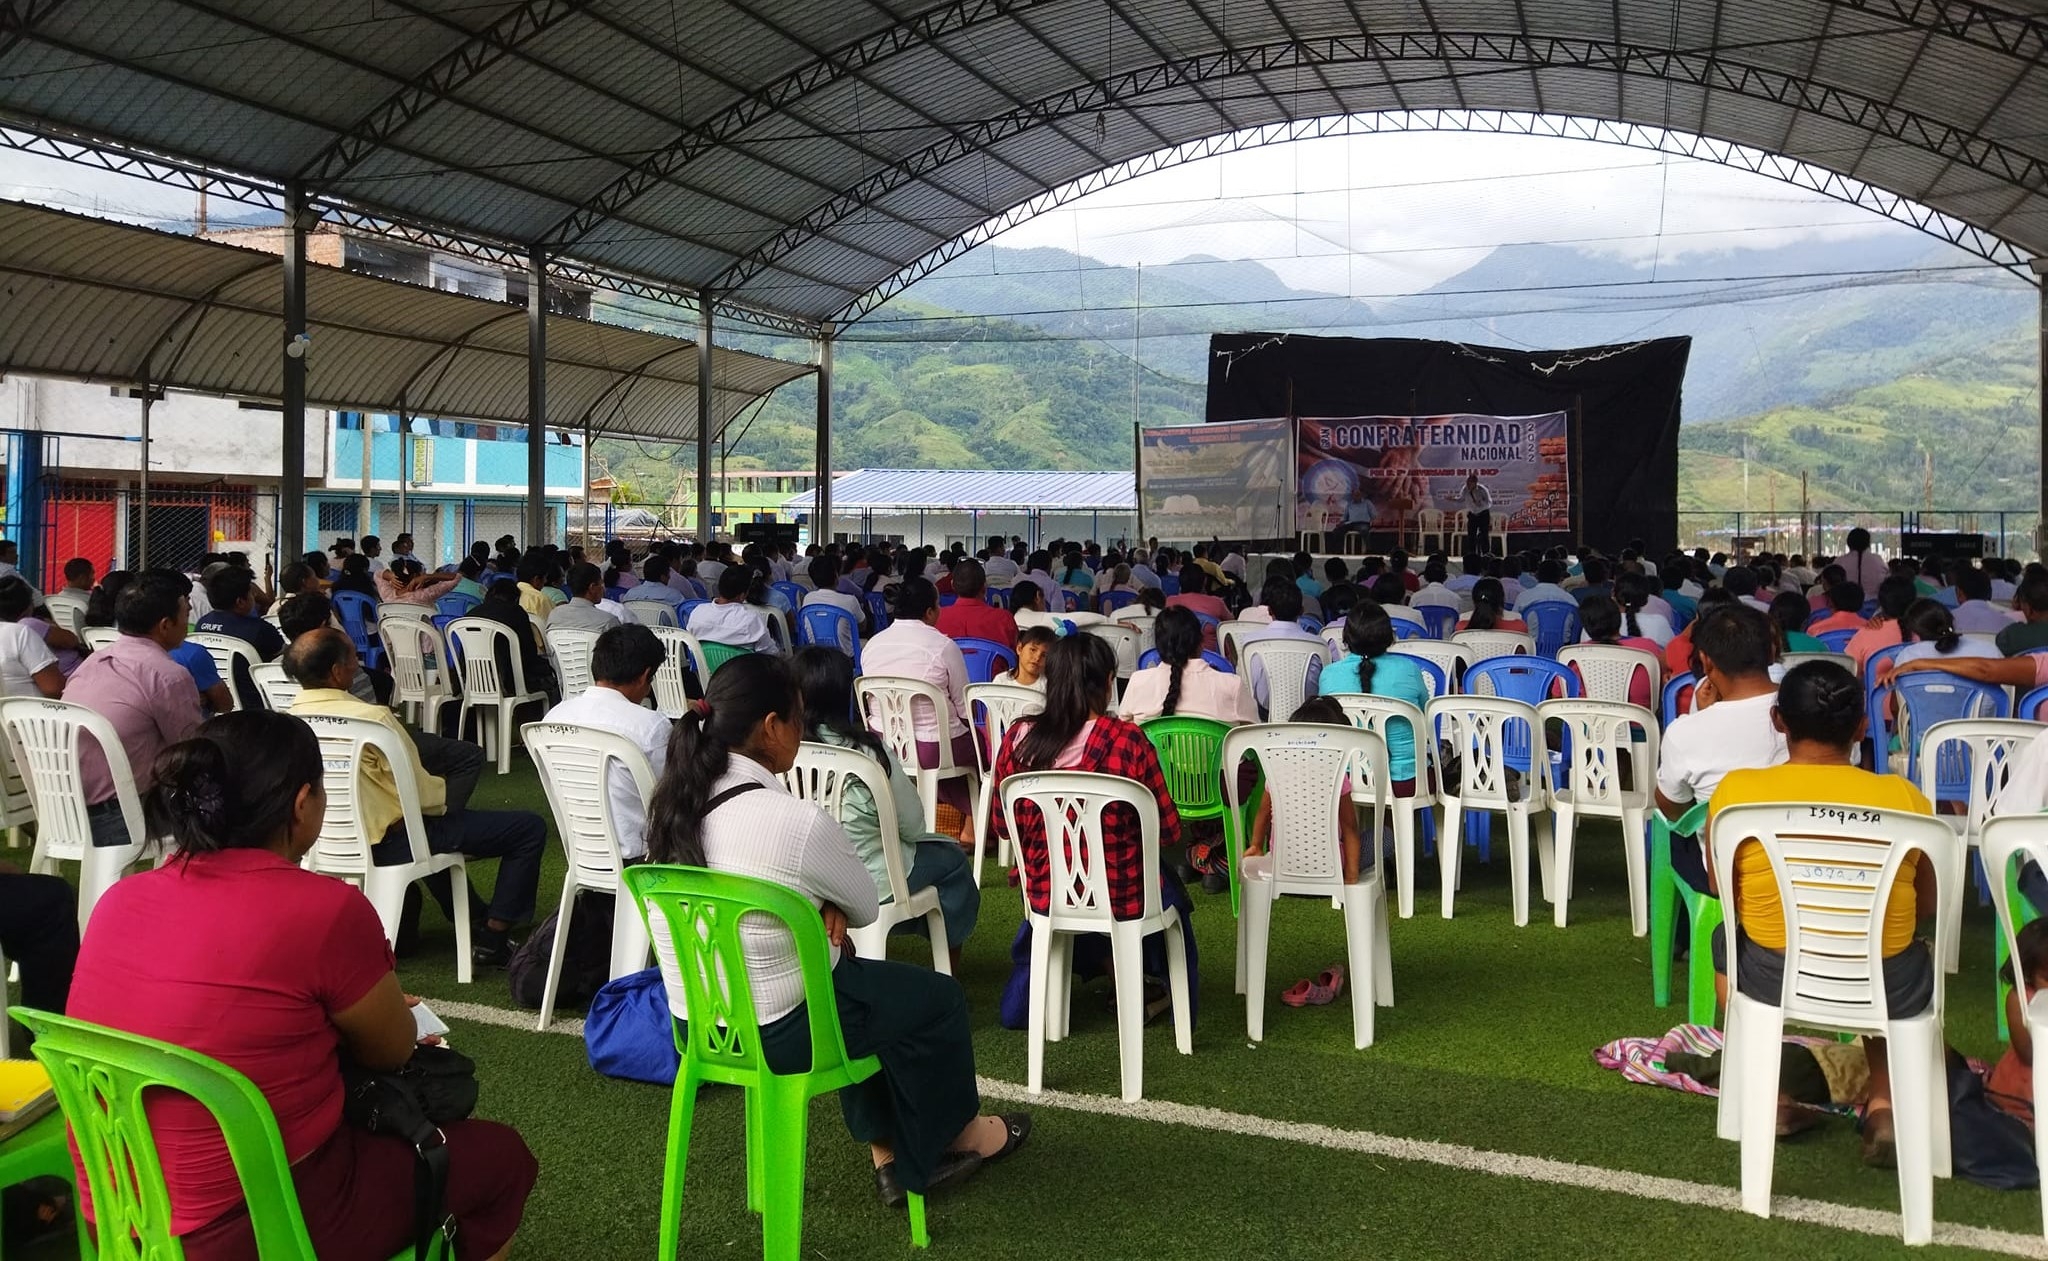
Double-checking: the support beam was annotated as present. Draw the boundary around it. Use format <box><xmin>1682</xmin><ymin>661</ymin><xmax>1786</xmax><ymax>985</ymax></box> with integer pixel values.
<box><xmin>138</xmin><ymin>387</ymin><xmax>153</xmax><ymax>566</ymax></box>
<box><xmin>697</xmin><ymin>299</ymin><xmax>715</xmax><ymax>543</ymax></box>
<box><xmin>396</xmin><ymin>416</ymin><xmax>409</xmax><ymax>544</ymax></box>
<box><xmin>280</xmin><ymin>184</ymin><xmax>308</xmax><ymax>565</ymax></box>
<box><xmin>2035</xmin><ymin>259</ymin><xmax>2048</xmax><ymax>557</ymax></box>
<box><xmin>815</xmin><ymin>323</ymin><xmax>833</xmax><ymax>545</ymax></box>
<box><xmin>527</xmin><ymin>247</ymin><xmax>547</xmax><ymax>545</ymax></box>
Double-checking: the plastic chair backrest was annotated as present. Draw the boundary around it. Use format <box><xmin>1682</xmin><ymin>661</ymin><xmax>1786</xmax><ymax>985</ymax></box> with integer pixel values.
<box><xmin>43</xmin><ymin>592</ymin><xmax>87</xmax><ymax>637</ymax></box>
<box><xmin>865</xmin><ymin>591</ymin><xmax>892</xmax><ymax>632</ymax></box>
<box><xmin>1389</xmin><ymin>640</ymin><xmax>1466</xmax><ymax>693</ymax></box>
<box><xmin>1538</xmin><ymin>699</ymin><xmax>1659</xmax><ymax>812</ymax></box>
<box><xmin>1462</xmin><ymin>655</ymin><xmax>1581</xmax><ymax>704</ymax></box>
<box><xmin>0</xmin><ymin>716</ymin><xmax>30</xmax><ymax>831</ymax></box>
<box><xmin>524</xmin><ymin>721</ymin><xmax>658</xmax><ymax>887</ymax></box>
<box><xmin>186</xmin><ymin>631</ymin><xmax>264</xmax><ymax>711</ymax></box>
<box><xmin>297</xmin><ymin>711</ymin><xmax>432</xmax><ymax>877</ymax></box>
<box><xmin>1556</xmin><ymin>643</ymin><xmax>1660</xmax><ymax>704</ymax></box>
<box><xmin>965</xmin><ymin>680</ymin><xmax>1045</xmax><ymax>788</ymax></box>
<box><xmin>1523</xmin><ymin>600</ymin><xmax>1581</xmax><ymax>657</ymax></box>
<box><xmin>1710</xmin><ymin>802</ymin><xmax>1954</xmax><ymax>1029</ymax></box>
<box><xmin>999</xmin><ymin>769</ymin><xmax>1165</xmax><ymax>924</ymax></box>
<box><xmin>2020</xmin><ymin>684</ymin><xmax>2048</xmax><ymax>722</ymax></box>
<box><xmin>624</xmin><ymin>601</ymin><xmax>678</xmax><ymax>628</ymax></box>
<box><xmin>0</xmin><ymin>697</ymin><xmax>147</xmax><ymax>913</ymax></box>
<box><xmin>1322</xmin><ymin>625</ymin><xmax>1348</xmax><ymax>659</ymax></box>
<box><xmin>549</xmin><ymin>626</ymin><xmax>603</xmax><ymax>699</ymax></box>
<box><xmin>697</xmin><ymin>641</ymin><xmax>751</xmax><ymax>679</ymax></box>
<box><xmin>1084</xmin><ymin>623</ymin><xmax>1142</xmax><ymax>679</ymax></box>
<box><xmin>676</xmin><ymin>599</ymin><xmax>709</xmax><ymax>628</ymax></box>
<box><xmin>956</xmin><ymin>636</ymin><xmax>1018</xmax><ymax>684</ymax></box>
<box><xmin>771</xmin><ymin>581</ymin><xmax>806</xmax><ymax>610</ymax></box>
<box><xmin>12</xmin><ymin>1008</ymin><xmax>338</xmax><ymax>1260</ymax></box>
<box><xmin>1453</xmin><ymin>629</ymin><xmax>1536</xmax><ymax>659</ymax></box>
<box><xmin>1782</xmin><ymin>651</ymin><xmax>1856</xmax><ymax>674</ymax></box>
<box><xmin>445</xmin><ymin>616</ymin><xmax>531</xmax><ymax>702</ymax></box>
<box><xmin>651</xmin><ymin>626</ymin><xmax>705</xmax><ymax>718</ymax></box>
<box><xmin>1332</xmin><ymin>693</ymin><xmax>1430</xmax><ymax>789</ymax></box>
<box><xmin>622</xmin><ymin>865</ymin><xmax>862</xmax><ymax>1087</ymax></box>
<box><xmin>80</xmin><ymin>626</ymin><xmax>119</xmax><ymax>653</ymax></box>
<box><xmin>1862</xmin><ymin>641</ymin><xmax>1910</xmax><ymax>756</ymax></box>
<box><xmin>1418</xmin><ymin>605</ymin><xmax>1458</xmax><ymax>640</ymax></box>
<box><xmin>855</xmin><ymin>676</ymin><xmax>961</xmax><ymax>776</ymax></box>
<box><xmin>1983</xmin><ymin>815</ymin><xmax>2048</xmax><ymax>1020</ymax></box>
<box><xmin>330</xmin><ymin>590</ymin><xmax>378</xmax><ymax>654</ymax></box>
<box><xmin>1241</xmin><ymin>638</ymin><xmax>1330</xmax><ymax>722</ymax></box>
<box><xmin>783</xmin><ymin>742</ymin><xmax>914</xmax><ymax>906</ymax></box>
<box><xmin>1160</xmin><ymin>574</ymin><xmax>1180</xmax><ymax>596</ymax></box>
<box><xmin>1101</xmin><ymin>590</ymin><xmax>1138</xmax><ymax>614</ymax></box>
<box><xmin>1661</xmin><ymin>671</ymin><xmax>1697</xmax><ymax>726</ymax></box>
<box><xmin>797</xmin><ymin>604</ymin><xmax>862</xmax><ymax>660</ymax></box>
<box><xmin>1133</xmin><ymin>648</ymin><xmax>1233</xmax><ymax>673</ymax></box>
<box><xmin>249</xmin><ymin>662</ymin><xmax>302</xmax><ymax>713</ymax></box>
<box><xmin>1390</xmin><ymin>618</ymin><xmax>1427</xmax><ymax>641</ymax></box>
<box><xmin>1139</xmin><ymin>715</ymin><xmax>1231</xmax><ymax>824</ymax></box>
<box><xmin>1913</xmin><ymin>718</ymin><xmax>2039</xmax><ymax>833</ymax></box>
<box><xmin>1215</xmin><ymin>619</ymin><xmax>1255</xmax><ymax>665</ymax></box>
<box><xmin>1222</xmin><ymin>723</ymin><xmax>1389</xmax><ymax>893</ymax></box>
<box><xmin>1893</xmin><ymin>669</ymin><xmax>2010</xmax><ymax>780</ymax></box>
<box><xmin>381</xmin><ymin>617</ymin><xmax>444</xmax><ymax>709</ymax></box>
<box><xmin>435</xmin><ymin>590</ymin><xmax>481</xmax><ymax>618</ymax></box>
<box><xmin>1425</xmin><ymin>695</ymin><xmax>1547</xmax><ymax>806</ymax></box>
<box><xmin>1818</xmin><ymin>628</ymin><xmax>1857</xmax><ymax>652</ymax></box>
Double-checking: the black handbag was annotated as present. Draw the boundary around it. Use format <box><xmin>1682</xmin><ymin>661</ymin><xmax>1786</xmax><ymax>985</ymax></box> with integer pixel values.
<box><xmin>341</xmin><ymin>1044</ymin><xmax>480</xmax><ymax>1260</ymax></box>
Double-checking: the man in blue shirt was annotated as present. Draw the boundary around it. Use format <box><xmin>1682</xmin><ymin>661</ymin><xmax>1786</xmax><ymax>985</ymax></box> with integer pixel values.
<box><xmin>195</xmin><ymin>565</ymin><xmax>284</xmax><ymax>662</ymax></box>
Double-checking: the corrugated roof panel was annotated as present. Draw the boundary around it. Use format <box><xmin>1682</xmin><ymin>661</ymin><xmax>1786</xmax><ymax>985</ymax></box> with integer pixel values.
<box><xmin>784</xmin><ymin>469</ymin><xmax>1136</xmax><ymax>512</ymax></box>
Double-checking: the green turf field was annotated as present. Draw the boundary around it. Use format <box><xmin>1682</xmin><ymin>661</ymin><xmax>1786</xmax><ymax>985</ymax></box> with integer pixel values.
<box><xmin>366</xmin><ymin>762</ymin><xmax>2045</xmax><ymax>1260</ymax></box>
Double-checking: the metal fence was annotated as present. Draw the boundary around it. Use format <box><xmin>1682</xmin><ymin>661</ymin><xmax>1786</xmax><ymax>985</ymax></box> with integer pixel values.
<box><xmin>1674</xmin><ymin>510</ymin><xmax>2041</xmax><ymax>561</ymax></box>
<box><xmin>38</xmin><ymin>478</ymin><xmax>279</xmax><ymax>590</ymax></box>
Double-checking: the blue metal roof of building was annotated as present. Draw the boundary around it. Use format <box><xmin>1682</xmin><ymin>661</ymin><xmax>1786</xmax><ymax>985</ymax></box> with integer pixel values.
<box><xmin>783</xmin><ymin>469</ymin><xmax>1133</xmax><ymax>513</ymax></box>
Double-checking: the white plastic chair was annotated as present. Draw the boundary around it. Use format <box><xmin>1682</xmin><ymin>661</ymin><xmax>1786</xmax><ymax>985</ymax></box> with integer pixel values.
<box><xmin>1981</xmin><ymin>813</ymin><xmax>2048</xmax><ymax>1237</ymax></box>
<box><xmin>1239</xmin><ymin>638</ymin><xmax>1330</xmax><ymax>722</ymax></box>
<box><xmin>650</xmin><ymin>625</ymin><xmax>707</xmax><ymax>719</ymax></box>
<box><xmin>1084</xmin><ymin>622</ymin><xmax>1142</xmax><ymax>681</ymax></box>
<box><xmin>1425</xmin><ymin>694</ymin><xmax>1553</xmax><ymax>925</ymax></box>
<box><xmin>522</xmin><ymin>721</ymin><xmax>659</xmax><ymax>1028</ymax></box>
<box><xmin>1416</xmin><ymin>509</ymin><xmax>1448</xmax><ymax>553</ymax></box>
<box><xmin>0</xmin><ymin>723</ymin><xmax>32</xmax><ymax>849</ymax></box>
<box><xmin>1113</xmin><ymin>611</ymin><xmax>1157</xmax><ymax>660</ymax></box>
<box><xmin>855</xmin><ymin>676</ymin><xmax>980</xmax><ymax>836</ymax></box>
<box><xmin>1333</xmin><ymin>694</ymin><xmax>1440</xmax><ymax>919</ymax></box>
<box><xmin>1320</xmin><ymin>624</ymin><xmax>1347</xmax><ymax>661</ymax></box>
<box><xmin>1782</xmin><ymin>651</ymin><xmax>1855</xmax><ymax>674</ymax></box>
<box><xmin>1538</xmin><ymin>699</ymin><xmax>1657</xmax><ymax>933</ymax></box>
<box><xmin>1222</xmin><ymin>724</ymin><xmax>1394</xmax><ymax>1049</ymax></box>
<box><xmin>623</xmin><ymin>601</ymin><xmax>677</xmax><ymax>628</ymax></box>
<box><xmin>781</xmin><ymin>741</ymin><xmax>949</xmax><ymax>974</ymax></box>
<box><xmin>963</xmin><ymin>681</ymin><xmax>1044</xmax><ymax>885</ymax></box>
<box><xmin>1556</xmin><ymin>644</ymin><xmax>1661</xmax><ymax>704</ymax></box>
<box><xmin>1711</xmin><ymin>801</ymin><xmax>1954</xmax><ymax>1245</ymax></box>
<box><xmin>1001</xmin><ymin>769</ymin><xmax>1192</xmax><ymax>1102</ymax></box>
<box><xmin>445</xmin><ymin>617</ymin><xmax>549</xmax><ymax>774</ymax></box>
<box><xmin>249</xmin><ymin>662</ymin><xmax>302</xmax><ymax>713</ymax></box>
<box><xmin>549</xmin><ymin>626</ymin><xmax>602</xmax><ymax>701</ymax></box>
<box><xmin>1915</xmin><ymin>718</ymin><xmax>2042</xmax><ymax>974</ymax></box>
<box><xmin>1389</xmin><ymin>640</ymin><xmax>1466</xmax><ymax>694</ymax></box>
<box><xmin>297</xmin><ymin>711</ymin><xmax>472</xmax><ymax>984</ymax></box>
<box><xmin>382</xmin><ymin>617</ymin><xmax>455</xmax><ymax>732</ymax></box>
<box><xmin>0</xmin><ymin>698</ymin><xmax>149</xmax><ymax>932</ymax></box>
<box><xmin>1451</xmin><ymin>629</ymin><xmax>1535</xmax><ymax>660</ymax></box>
<box><xmin>186</xmin><ymin>631</ymin><xmax>265</xmax><ymax>710</ymax></box>
<box><xmin>1216</xmin><ymin>619</ymin><xmax>1258</xmax><ymax>666</ymax></box>
<box><xmin>377</xmin><ymin>602</ymin><xmax>432</xmax><ymax>624</ymax></box>
<box><xmin>79</xmin><ymin>626</ymin><xmax>119</xmax><ymax>653</ymax></box>
<box><xmin>42</xmin><ymin>591</ymin><xmax>87</xmax><ymax>637</ymax></box>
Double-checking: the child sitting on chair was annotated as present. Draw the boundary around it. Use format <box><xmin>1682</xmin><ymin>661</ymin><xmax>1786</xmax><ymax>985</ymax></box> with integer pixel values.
<box><xmin>993</xmin><ymin>626</ymin><xmax>1055</xmax><ymax>692</ymax></box>
<box><xmin>1990</xmin><ymin>918</ymin><xmax>2048</xmax><ymax>1130</ymax></box>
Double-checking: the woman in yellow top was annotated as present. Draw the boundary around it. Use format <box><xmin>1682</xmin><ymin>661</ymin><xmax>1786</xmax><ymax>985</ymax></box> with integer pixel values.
<box><xmin>1705</xmin><ymin>658</ymin><xmax>1936</xmax><ymax>1167</ymax></box>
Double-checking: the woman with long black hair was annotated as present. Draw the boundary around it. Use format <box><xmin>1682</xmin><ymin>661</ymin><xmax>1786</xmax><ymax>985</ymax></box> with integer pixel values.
<box><xmin>644</xmin><ymin>654</ymin><xmax>1027</xmax><ymax>1206</ymax></box>
<box><xmin>1455</xmin><ymin>576</ymin><xmax>1524</xmax><ymax>633</ymax></box>
<box><xmin>1119</xmin><ymin>605</ymin><xmax>1253</xmax><ymax>724</ymax></box>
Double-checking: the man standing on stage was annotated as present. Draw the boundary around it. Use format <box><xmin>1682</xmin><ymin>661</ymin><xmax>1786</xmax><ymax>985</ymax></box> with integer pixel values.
<box><xmin>1459</xmin><ymin>472</ymin><xmax>1494</xmax><ymax>556</ymax></box>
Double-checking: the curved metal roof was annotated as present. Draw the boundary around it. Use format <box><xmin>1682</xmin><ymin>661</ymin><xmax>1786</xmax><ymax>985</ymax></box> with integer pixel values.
<box><xmin>0</xmin><ymin>1</ymin><xmax>2042</xmax><ymax>326</ymax></box>
<box><xmin>0</xmin><ymin>199</ymin><xmax>811</xmax><ymax>438</ymax></box>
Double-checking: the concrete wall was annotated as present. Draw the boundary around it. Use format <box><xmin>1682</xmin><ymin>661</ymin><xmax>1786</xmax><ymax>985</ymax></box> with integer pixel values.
<box><xmin>0</xmin><ymin>377</ymin><xmax>329</xmax><ymax>482</ymax></box>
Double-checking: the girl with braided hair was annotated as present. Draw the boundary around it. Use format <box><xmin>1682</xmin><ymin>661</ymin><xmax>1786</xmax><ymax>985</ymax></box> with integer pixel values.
<box><xmin>1119</xmin><ymin>606</ymin><xmax>1253</xmax><ymax>725</ymax></box>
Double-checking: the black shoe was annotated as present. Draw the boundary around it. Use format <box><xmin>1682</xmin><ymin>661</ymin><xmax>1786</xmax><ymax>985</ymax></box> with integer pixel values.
<box><xmin>1201</xmin><ymin>869</ymin><xmax>1229</xmax><ymax>895</ymax></box>
<box><xmin>1172</xmin><ymin>861</ymin><xmax>1201</xmax><ymax>884</ymax></box>
<box><xmin>472</xmin><ymin>926</ymin><xmax>514</xmax><ymax>969</ymax></box>
<box><xmin>873</xmin><ymin>1150</ymin><xmax>983</xmax><ymax>1208</ymax></box>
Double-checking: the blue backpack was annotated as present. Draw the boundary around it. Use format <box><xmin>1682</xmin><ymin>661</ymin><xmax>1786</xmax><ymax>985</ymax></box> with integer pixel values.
<box><xmin>583</xmin><ymin>968</ymin><xmax>680</xmax><ymax>1085</ymax></box>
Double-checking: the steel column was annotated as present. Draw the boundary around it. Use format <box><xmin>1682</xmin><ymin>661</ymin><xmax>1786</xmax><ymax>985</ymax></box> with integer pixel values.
<box><xmin>698</xmin><ymin>299</ymin><xmax>715</xmax><ymax>542</ymax></box>
<box><xmin>138</xmin><ymin>387</ymin><xmax>153</xmax><ymax>566</ymax></box>
<box><xmin>527</xmin><ymin>247</ymin><xmax>548</xmax><ymax>545</ymax></box>
<box><xmin>280</xmin><ymin>185</ymin><xmax>308</xmax><ymax>565</ymax></box>
<box><xmin>815</xmin><ymin>322</ymin><xmax>833</xmax><ymax>537</ymax></box>
<box><xmin>2038</xmin><ymin>259</ymin><xmax>2048</xmax><ymax>557</ymax></box>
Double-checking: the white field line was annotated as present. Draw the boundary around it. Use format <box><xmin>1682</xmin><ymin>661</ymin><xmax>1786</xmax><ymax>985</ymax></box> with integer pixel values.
<box><xmin>434</xmin><ymin>996</ymin><xmax>2048</xmax><ymax>1257</ymax></box>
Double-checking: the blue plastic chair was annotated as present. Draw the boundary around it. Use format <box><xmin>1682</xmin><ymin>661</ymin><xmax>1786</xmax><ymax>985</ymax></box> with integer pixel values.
<box><xmin>1391</xmin><ymin>619</ymin><xmax>1427</xmax><ymax>641</ymax></box>
<box><xmin>1160</xmin><ymin>575</ymin><xmax>1180</xmax><ymax>596</ymax></box>
<box><xmin>1660</xmin><ymin>671</ymin><xmax>1697</xmax><ymax>726</ymax></box>
<box><xmin>1135</xmin><ymin>648</ymin><xmax>1233</xmax><ymax>673</ymax></box>
<box><xmin>1407</xmin><ymin>655</ymin><xmax>1448</xmax><ymax>697</ymax></box>
<box><xmin>797</xmin><ymin>604</ymin><xmax>862</xmax><ymax>665</ymax></box>
<box><xmin>1418</xmin><ymin>605</ymin><xmax>1458</xmax><ymax>640</ymax></box>
<box><xmin>1522</xmin><ymin>600</ymin><xmax>1580</xmax><ymax>658</ymax></box>
<box><xmin>865</xmin><ymin>591</ymin><xmax>891</xmax><ymax>632</ymax></box>
<box><xmin>677</xmin><ymin>599</ymin><xmax>709</xmax><ymax>628</ymax></box>
<box><xmin>1297</xmin><ymin>615</ymin><xmax>1323</xmax><ymax>634</ymax></box>
<box><xmin>771</xmin><ymin>581</ymin><xmax>806</xmax><ymax>610</ymax></box>
<box><xmin>1100</xmin><ymin>591</ymin><xmax>1138</xmax><ymax>614</ymax></box>
<box><xmin>604</xmin><ymin>586</ymin><xmax>627</xmax><ymax>602</ymax></box>
<box><xmin>957</xmin><ymin>637</ymin><xmax>1017</xmax><ymax>683</ymax></box>
<box><xmin>1861</xmin><ymin>598</ymin><xmax>1880</xmax><ymax>618</ymax></box>
<box><xmin>1817</xmin><ymin>628</ymin><xmax>1857</xmax><ymax>652</ymax></box>
<box><xmin>1862</xmin><ymin>642</ymin><xmax>1910</xmax><ymax>768</ymax></box>
<box><xmin>2019</xmin><ymin>684</ymin><xmax>2048</xmax><ymax>722</ymax></box>
<box><xmin>1192</xmin><ymin>611</ymin><xmax>1222</xmax><ymax>640</ymax></box>
<box><xmin>1461</xmin><ymin>656</ymin><xmax>1580</xmax><ymax>774</ymax></box>
<box><xmin>1893</xmin><ymin>669</ymin><xmax>2010</xmax><ymax>781</ymax></box>
<box><xmin>1061</xmin><ymin>590</ymin><xmax>1082</xmax><ymax>613</ymax></box>
<box><xmin>434</xmin><ymin>591</ymin><xmax>481</xmax><ymax>618</ymax></box>
<box><xmin>329</xmin><ymin>590</ymin><xmax>384</xmax><ymax>669</ymax></box>
<box><xmin>938</xmin><ymin>594</ymin><xmax>957</xmax><ymax>607</ymax></box>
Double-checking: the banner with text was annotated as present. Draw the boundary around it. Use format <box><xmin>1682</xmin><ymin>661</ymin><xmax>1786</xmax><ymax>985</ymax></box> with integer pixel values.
<box><xmin>1295</xmin><ymin>412</ymin><xmax>1569</xmax><ymax>536</ymax></box>
<box><xmin>1139</xmin><ymin>418</ymin><xmax>1292</xmax><ymax>541</ymax></box>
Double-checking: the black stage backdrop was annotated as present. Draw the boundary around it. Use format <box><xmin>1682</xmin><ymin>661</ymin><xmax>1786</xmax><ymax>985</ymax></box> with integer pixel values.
<box><xmin>1204</xmin><ymin>334</ymin><xmax>1689</xmax><ymax>551</ymax></box>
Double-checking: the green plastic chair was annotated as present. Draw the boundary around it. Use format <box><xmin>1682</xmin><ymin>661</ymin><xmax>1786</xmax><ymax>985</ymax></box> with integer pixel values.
<box><xmin>0</xmin><ymin>1109</ymin><xmax>83</xmax><ymax>1260</ymax></box>
<box><xmin>622</xmin><ymin>865</ymin><xmax>930</xmax><ymax>1261</ymax></box>
<box><xmin>1992</xmin><ymin>851</ymin><xmax>2034</xmax><ymax>1042</ymax></box>
<box><xmin>699</xmin><ymin>642</ymin><xmax>752</xmax><ymax>679</ymax></box>
<box><xmin>8</xmin><ymin>1006</ymin><xmax>448</xmax><ymax>1260</ymax></box>
<box><xmin>1646</xmin><ymin>802</ymin><xmax>1724</xmax><ymax>1027</ymax></box>
<box><xmin>1141</xmin><ymin>716</ymin><xmax>1254</xmax><ymax>914</ymax></box>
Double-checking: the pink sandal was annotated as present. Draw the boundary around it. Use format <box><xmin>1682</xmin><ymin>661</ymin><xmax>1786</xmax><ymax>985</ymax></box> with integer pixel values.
<box><xmin>1281</xmin><ymin>966</ymin><xmax>1345</xmax><ymax>1007</ymax></box>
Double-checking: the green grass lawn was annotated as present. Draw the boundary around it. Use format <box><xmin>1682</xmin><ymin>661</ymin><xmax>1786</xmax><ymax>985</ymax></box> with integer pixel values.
<box><xmin>368</xmin><ymin>762</ymin><xmax>2043</xmax><ymax>1259</ymax></box>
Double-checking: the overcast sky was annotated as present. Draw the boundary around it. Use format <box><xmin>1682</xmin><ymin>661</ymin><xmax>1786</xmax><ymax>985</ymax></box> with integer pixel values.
<box><xmin>0</xmin><ymin>128</ymin><xmax>1931</xmax><ymax>298</ymax></box>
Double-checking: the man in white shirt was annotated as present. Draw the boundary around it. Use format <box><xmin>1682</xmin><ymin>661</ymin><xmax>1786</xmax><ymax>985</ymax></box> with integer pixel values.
<box><xmin>550</xmin><ymin>562</ymin><xmax>625</xmax><ymax>636</ymax></box>
<box><xmin>1240</xmin><ymin>579</ymin><xmax>1323</xmax><ymax>716</ymax></box>
<box><xmin>1512</xmin><ymin>560</ymin><xmax>1577</xmax><ymax>613</ymax></box>
<box><xmin>1654</xmin><ymin>605</ymin><xmax>1788</xmax><ymax>895</ymax></box>
<box><xmin>981</xmin><ymin>547</ymin><xmax>1020</xmax><ymax>584</ymax></box>
<box><xmin>1410</xmin><ymin>562</ymin><xmax>1461</xmax><ymax>610</ymax></box>
<box><xmin>540</xmin><ymin>624</ymin><xmax>671</xmax><ymax>860</ymax></box>
<box><xmin>360</xmin><ymin>535</ymin><xmax>390</xmax><ymax>575</ymax></box>
<box><xmin>1458</xmin><ymin>473</ymin><xmax>1493</xmax><ymax>555</ymax></box>
<box><xmin>857</xmin><ymin>577</ymin><xmax>974</xmax><ymax>819</ymax></box>
<box><xmin>695</xmin><ymin>542</ymin><xmax>728</xmax><ymax>592</ymax></box>
<box><xmin>689</xmin><ymin>566</ymin><xmax>780</xmax><ymax>654</ymax></box>
<box><xmin>1723</xmin><ymin>567</ymin><xmax>1774</xmax><ymax>615</ymax></box>
<box><xmin>0</xmin><ymin>575</ymin><xmax>60</xmax><ymax>697</ymax></box>
<box><xmin>1445</xmin><ymin>552</ymin><xmax>1484</xmax><ymax>594</ymax></box>
<box><xmin>800</xmin><ymin>555</ymin><xmax>870</xmax><ymax>648</ymax></box>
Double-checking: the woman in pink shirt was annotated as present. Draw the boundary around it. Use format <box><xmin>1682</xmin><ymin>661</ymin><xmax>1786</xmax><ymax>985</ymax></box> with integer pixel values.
<box><xmin>1163</xmin><ymin>566</ymin><xmax>1230</xmax><ymax>651</ymax></box>
<box><xmin>64</xmin><ymin>711</ymin><xmax>536</xmax><ymax>1260</ymax></box>
<box><xmin>1121</xmin><ymin>607</ymin><xmax>1254</xmax><ymax>725</ymax></box>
